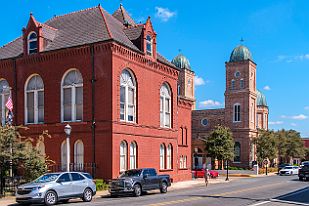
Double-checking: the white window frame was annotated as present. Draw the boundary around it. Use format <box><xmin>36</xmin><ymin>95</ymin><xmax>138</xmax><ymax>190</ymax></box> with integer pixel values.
<box><xmin>146</xmin><ymin>35</ymin><xmax>152</xmax><ymax>56</ymax></box>
<box><xmin>233</xmin><ymin>103</ymin><xmax>241</xmax><ymax>122</ymax></box>
<box><xmin>61</xmin><ymin>69</ymin><xmax>83</xmax><ymax>122</ymax></box>
<box><xmin>231</xmin><ymin>79</ymin><xmax>235</xmax><ymax>90</ymax></box>
<box><xmin>160</xmin><ymin>84</ymin><xmax>172</xmax><ymax>128</ymax></box>
<box><xmin>183</xmin><ymin>156</ymin><xmax>187</xmax><ymax>168</ymax></box>
<box><xmin>166</xmin><ymin>144</ymin><xmax>172</xmax><ymax>169</ymax></box>
<box><xmin>25</xmin><ymin>74</ymin><xmax>44</xmax><ymax>124</ymax></box>
<box><xmin>179</xmin><ymin>156</ymin><xmax>183</xmax><ymax>169</ymax></box>
<box><xmin>74</xmin><ymin>140</ymin><xmax>84</xmax><ymax>170</ymax></box>
<box><xmin>130</xmin><ymin>142</ymin><xmax>137</xmax><ymax>169</ymax></box>
<box><xmin>0</xmin><ymin>79</ymin><xmax>10</xmax><ymax>126</ymax></box>
<box><xmin>120</xmin><ymin>141</ymin><xmax>127</xmax><ymax>172</ymax></box>
<box><xmin>28</xmin><ymin>32</ymin><xmax>38</xmax><ymax>55</ymax></box>
<box><xmin>160</xmin><ymin>144</ymin><xmax>165</xmax><ymax>169</ymax></box>
<box><xmin>120</xmin><ymin>69</ymin><xmax>136</xmax><ymax>123</ymax></box>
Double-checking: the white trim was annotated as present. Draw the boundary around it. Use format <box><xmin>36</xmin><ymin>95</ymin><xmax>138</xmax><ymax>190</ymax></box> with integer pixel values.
<box><xmin>120</xmin><ymin>141</ymin><xmax>127</xmax><ymax>172</ymax></box>
<box><xmin>160</xmin><ymin>83</ymin><xmax>172</xmax><ymax>128</ymax></box>
<box><xmin>120</xmin><ymin>69</ymin><xmax>136</xmax><ymax>123</ymax></box>
<box><xmin>27</xmin><ymin>31</ymin><xmax>37</xmax><ymax>55</ymax></box>
<box><xmin>129</xmin><ymin>141</ymin><xmax>137</xmax><ymax>169</ymax></box>
<box><xmin>74</xmin><ymin>140</ymin><xmax>84</xmax><ymax>166</ymax></box>
<box><xmin>146</xmin><ymin>35</ymin><xmax>153</xmax><ymax>56</ymax></box>
<box><xmin>24</xmin><ymin>74</ymin><xmax>44</xmax><ymax>124</ymax></box>
<box><xmin>60</xmin><ymin>69</ymin><xmax>83</xmax><ymax>122</ymax></box>
<box><xmin>233</xmin><ymin>103</ymin><xmax>241</xmax><ymax>122</ymax></box>
<box><xmin>160</xmin><ymin>144</ymin><xmax>165</xmax><ymax>169</ymax></box>
<box><xmin>61</xmin><ymin>140</ymin><xmax>67</xmax><ymax>170</ymax></box>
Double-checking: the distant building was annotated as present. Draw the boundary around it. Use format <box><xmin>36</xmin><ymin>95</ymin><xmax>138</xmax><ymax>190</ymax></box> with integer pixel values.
<box><xmin>303</xmin><ymin>138</ymin><xmax>309</xmax><ymax>148</ymax></box>
<box><xmin>0</xmin><ymin>4</ymin><xmax>195</xmax><ymax>181</ymax></box>
<box><xmin>192</xmin><ymin>45</ymin><xmax>269</xmax><ymax>169</ymax></box>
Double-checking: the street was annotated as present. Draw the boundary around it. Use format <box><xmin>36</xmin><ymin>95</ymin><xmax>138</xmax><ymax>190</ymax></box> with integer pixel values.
<box><xmin>51</xmin><ymin>175</ymin><xmax>309</xmax><ymax>206</ymax></box>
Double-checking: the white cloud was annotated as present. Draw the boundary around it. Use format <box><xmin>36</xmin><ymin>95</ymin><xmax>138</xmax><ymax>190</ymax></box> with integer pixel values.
<box><xmin>155</xmin><ymin>7</ymin><xmax>176</xmax><ymax>22</ymax></box>
<box><xmin>280</xmin><ymin>114</ymin><xmax>308</xmax><ymax>120</ymax></box>
<box><xmin>269</xmin><ymin>121</ymin><xmax>284</xmax><ymax>125</ymax></box>
<box><xmin>199</xmin><ymin>100</ymin><xmax>221</xmax><ymax>108</ymax></box>
<box><xmin>276</xmin><ymin>54</ymin><xmax>309</xmax><ymax>63</ymax></box>
<box><xmin>194</xmin><ymin>76</ymin><xmax>205</xmax><ymax>86</ymax></box>
<box><xmin>263</xmin><ymin>85</ymin><xmax>271</xmax><ymax>91</ymax></box>
<box><xmin>291</xmin><ymin>114</ymin><xmax>308</xmax><ymax>120</ymax></box>
<box><xmin>305</xmin><ymin>106</ymin><xmax>309</xmax><ymax>110</ymax></box>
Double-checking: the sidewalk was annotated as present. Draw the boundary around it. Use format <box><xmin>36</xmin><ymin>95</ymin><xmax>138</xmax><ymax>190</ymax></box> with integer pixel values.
<box><xmin>0</xmin><ymin>175</ymin><xmax>264</xmax><ymax>206</ymax></box>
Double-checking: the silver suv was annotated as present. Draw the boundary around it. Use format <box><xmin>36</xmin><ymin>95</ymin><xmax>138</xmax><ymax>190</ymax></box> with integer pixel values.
<box><xmin>16</xmin><ymin>172</ymin><xmax>96</xmax><ymax>205</ymax></box>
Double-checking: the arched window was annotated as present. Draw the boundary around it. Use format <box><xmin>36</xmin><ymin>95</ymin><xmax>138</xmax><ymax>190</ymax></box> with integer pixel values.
<box><xmin>120</xmin><ymin>70</ymin><xmax>136</xmax><ymax>122</ymax></box>
<box><xmin>146</xmin><ymin>35</ymin><xmax>152</xmax><ymax>56</ymax></box>
<box><xmin>28</xmin><ymin>32</ymin><xmax>38</xmax><ymax>54</ymax></box>
<box><xmin>37</xmin><ymin>141</ymin><xmax>45</xmax><ymax>157</ymax></box>
<box><xmin>183</xmin><ymin>156</ymin><xmax>187</xmax><ymax>168</ymax></box>
<box><xmin>234</xmin><ymin>142</ymin><xmax>241</xmax><ymax>162</ymax></box>
<box><xmin>25</xmin><ymin>75</ymin><xmax>44</xmax><ymax>124</ymax></box>
<box><xmin>233</xmin><ymin>103</ymin><xmax>241</xmax><ymax>122</ymax></box>
<box><xmin>160</xmin><ymin>84</ymin><xmax>171</xmax><ymax>128</ymax></box>
<box><xmin>231</xmin><ymin>79</ymin><xmax>235</xmax><ymax>90</ymax></box>
<box><xmin>74</xmin><ymin>140</ymin><xmax>84</xmax><ymax>170</ymax></box>
<box><xmin>61</xmin><ymin>141</ymin><xmax>67</xmax><ymax>171</ymax></box>
<box><xmin>130</xmin><ymin>142</ymin><xmax>137</xmax><ymax>169</ymax></box>
<box><xmin>62</xmin><ymin>69</ymin><xmax>83</xmax><ymax>122</ymax></box>
<box><xmin>160</xmin><ymin>144</ymin><xmax>165</xmax><ymax>169</ymax></box>
<box><xmin>240</xmin><ymin>79</ymin><xmax>244</xmax><ymax>89</ymax></box>
<box><xmin>120</xmin><ymin>141</ymin><xmax>127</xmax><ymax>171</ymax></box>
<box><xmin>179</xmin><ymin>155</ymin><xmax>183</xmax><ymax>169</ymax></box>
<box><xmin>0</xmin><ymin>80</ymin><xmax>10</xmax><ymax>126</ymax></box>
<box><xmin>166</xmin><ymin>144</ymin><xmax>172</xmax><ymax>169</ymax></box>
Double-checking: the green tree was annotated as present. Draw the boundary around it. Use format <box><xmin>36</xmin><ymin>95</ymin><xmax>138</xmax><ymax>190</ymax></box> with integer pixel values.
<box><xmin>205</xmin><ymin>125</ymin><xmax>234</xmax><ymax>167</ymax></box>
<box><xmin>285</xmin><ymin>130</ymin><xmax>305</xmax><ymax>162</ymax></box>
<box><xmin>256</xmin><ymin>130</ymin><xmax>277</xmax><ymax>165</ymax></box>
<box><xmin>0</xmin><ymin>126</ymin><xmax>50</xmax><ymax>181</ymax></box>
<box><xmin>275</xmin><ymin>129</ymin><xmax>288</xmax><ymax>163</ymax></box>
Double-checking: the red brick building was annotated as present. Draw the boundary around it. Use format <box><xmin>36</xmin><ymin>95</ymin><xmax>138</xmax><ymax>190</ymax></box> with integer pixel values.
<box><xmin>303</xmin><ymin>138</ymin><xmax>309</xmax><ymax>148</ymax></box>
<box><xmin>0</xmin><ymin>5</ymin><xmax>195</xmax><ymax>181</ymax></box>
<box><xmin>192</xmin><ymin>45</ymin><xmax>269</xmax><ymax>169</ymax></box>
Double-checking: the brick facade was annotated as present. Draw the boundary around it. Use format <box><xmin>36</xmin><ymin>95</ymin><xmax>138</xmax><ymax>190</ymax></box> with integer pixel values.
<box><xmin>0</xmin><ymin>5</ymin><xmax>194</xmax><ymax>182</ymax></box>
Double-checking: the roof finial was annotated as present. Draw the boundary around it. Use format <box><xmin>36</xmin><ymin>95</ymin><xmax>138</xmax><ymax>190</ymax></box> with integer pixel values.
<box><xmin>30</xmin><ymin>12</ymin><xmax>33</xmax><ymax>16</ymax></box>
<box><xmin>120</xmin><ymin>0</ymin><xmax>123</xmax><ymax>6</ymax></box>
<box><xmin>240</xmin><ymin>37</ymin><xmax>244</xmax><ymax>44</ymax></box>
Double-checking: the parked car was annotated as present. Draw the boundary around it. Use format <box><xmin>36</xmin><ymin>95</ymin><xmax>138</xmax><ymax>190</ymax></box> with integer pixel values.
<box><xmin>300</xmin><ymin>161</ymin><xmax>309</xmax><ymax>167</ymax></box>
<box><xmin>279</xmin><ymin>166</ymin><xmax>299</xmax><ymax>176</ymax></box>
<box><xmin>109</xmin><ymin>168</ymin><xmax>171</xmax><ymax>197</ymax></box>
<box><xmin>16</xmin><ymin>172</ymin><xmax>96</xmax><ymax>206</ymax></box>
<box><xmin>278</xmin><ymin>163</ymin><xmax>291</xmax><ymax>171</ymax></box>
<box><xmin>192</xmin><ymin>169</ymin><xmax>219</xmax><ymax>178</ymax></box>
<box><xmin>299</xmin><ymin>162</ymin><xmax>309</xmax><ymax>181</ymax></box>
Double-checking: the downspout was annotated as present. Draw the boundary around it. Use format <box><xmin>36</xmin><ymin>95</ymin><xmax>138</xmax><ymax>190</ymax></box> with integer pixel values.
<box><xmin>90</xmin><ymin>44</ymin><xmax>96</xmax><ymax>178</ymax></box>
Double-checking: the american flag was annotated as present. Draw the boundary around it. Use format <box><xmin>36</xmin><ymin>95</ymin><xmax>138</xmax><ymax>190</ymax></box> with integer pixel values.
<box><xmin>5</xmin><ymin>96</ymin><xmax>13</xmax><ymax>111</ymax></box>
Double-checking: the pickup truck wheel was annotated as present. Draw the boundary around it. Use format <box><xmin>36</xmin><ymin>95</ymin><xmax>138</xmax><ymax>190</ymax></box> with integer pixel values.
<box><xmin>44</xmin><ymin>190</ymin><xmax>58</xmax><ymax>206</ymax></box>
<box><xmin>160</xmin><ymin>182</ymin><xmax>168</xmax><ymax>193</ymax></box>
<box><xmin>133</xmin><ymin>184</ymin><xmax>142</xmax><ymax>197</ymax></box>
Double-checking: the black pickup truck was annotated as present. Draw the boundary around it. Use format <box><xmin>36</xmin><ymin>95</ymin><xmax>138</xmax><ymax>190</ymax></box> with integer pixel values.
<box><xmin>299</xmin><ymin>162</ymin><xmax>309</xmax><ymax>181</ymax></box>
<box><xmin>109</xmin><ymin>168</ymin><xmax>171</xmax><ymax>197</ymax></box>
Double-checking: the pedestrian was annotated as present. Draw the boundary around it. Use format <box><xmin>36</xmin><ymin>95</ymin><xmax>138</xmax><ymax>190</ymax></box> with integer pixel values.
<box><xmin>202</xmin><ymin>162</ymin><xmax>209</xmax><ymax>187</ymax></box>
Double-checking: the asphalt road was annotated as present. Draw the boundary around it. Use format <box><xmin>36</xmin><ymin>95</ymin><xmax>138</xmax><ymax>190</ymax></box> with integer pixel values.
<box><xmin>29</xmin><ymin>175</ymin><xmax>309</xmax><ymax>206</ymax></box>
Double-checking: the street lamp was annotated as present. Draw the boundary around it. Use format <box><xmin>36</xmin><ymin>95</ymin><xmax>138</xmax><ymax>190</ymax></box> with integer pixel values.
<box><xmin>225</xmin><ymin>160</ymin><xmax>229</xmax><ymax>181</ymax></box>
<box><xmin>64</xmin><ymin>124</ymin><xmax>72</xmax><ymax>172</ymax></box>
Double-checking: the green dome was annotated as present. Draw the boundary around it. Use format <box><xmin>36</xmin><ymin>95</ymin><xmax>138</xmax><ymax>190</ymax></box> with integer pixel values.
<box><xmin>257</xmin><ymin>90</ymin><xmax>267</xmax><ymax>107</ymax></box>
<box><xmin>171</xmin><ymin>54</ymin><xmax>191</xmax><ymax>70</ymax></box>
<box><xmin>229</xmin><ymin>45</ymin><xmax>253</xmax><ymax>62</ymax></box>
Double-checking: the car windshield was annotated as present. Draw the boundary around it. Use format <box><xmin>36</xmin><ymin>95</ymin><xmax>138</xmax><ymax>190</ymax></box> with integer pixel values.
<box><xmin>83</xmin><ymin>173</ymin><xmax>93</xmax><ymax>179</ymax></box>
<box><xmin>284</xmin><ymin>166</ymin><xmax>293</xmax><ymax>169</ymax></box>
<box><xmin>33</xmin><ymin>173</ymin><xmax>60</xmax><ymax>183</ymax></box>
<box><xmin>120</xmin><ymin>170</ymin><xmax>142</xmax><ymax>177</ymax></box>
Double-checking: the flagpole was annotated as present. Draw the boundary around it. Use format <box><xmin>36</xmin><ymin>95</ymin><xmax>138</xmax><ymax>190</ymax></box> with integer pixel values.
<box><xmin>6</xmin><ymin>94</ymin><xmax>14</xmax><ymax>178</ymax></box>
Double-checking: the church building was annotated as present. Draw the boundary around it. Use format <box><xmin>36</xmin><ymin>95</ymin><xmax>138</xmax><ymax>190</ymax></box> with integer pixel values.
<box><xmin>0</xmin><ymin>4</ymin><xmax>195</xmax><ymax>181</ymax></box>
<box><xmin>192</xmin><ymin>45</ymin><xmax>269</xmax><ymax>169</ymax></box>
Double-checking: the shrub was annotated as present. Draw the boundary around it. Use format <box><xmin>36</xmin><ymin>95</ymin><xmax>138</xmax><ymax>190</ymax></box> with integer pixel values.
<box><xmin>95</xmin><ymin>179</ymin><xmax>109</xmax><ymax>191</ymax></box>
<box><xmin>258</xmin><ymin>167</ymin><xmax>277</xmax><ymax>174</ymax></box>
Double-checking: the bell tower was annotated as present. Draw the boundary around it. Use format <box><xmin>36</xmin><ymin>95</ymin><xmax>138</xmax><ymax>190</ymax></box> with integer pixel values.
<box><xmin>224</xmin><ymin>44</ymin><xmax>258</xmax><ymax>167</ymax></box>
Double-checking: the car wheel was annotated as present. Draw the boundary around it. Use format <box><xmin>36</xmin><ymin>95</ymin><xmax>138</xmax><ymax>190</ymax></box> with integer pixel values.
<box><xmin>299</xmin><ymin>177</ymin><xmax>303</xmax><ymax>181</ymax></box>
<box><xmin>82</xmin><ymin>188</ymin><xmax>93</xmax><ymax>202</ymax></box>
<box><xmin>160</xmin><ymin>181</ymin><xmax>168</xmax><ymax>193</ymax></box>
<box><xmin>44</xmin><ymin>190</ymin><xmax>58</xmax><ymax>206</ymax></box>
<box><xmin>133</xmin><ymin>184</ymin><xmax>142</xmax><ymax>197</ymax></box>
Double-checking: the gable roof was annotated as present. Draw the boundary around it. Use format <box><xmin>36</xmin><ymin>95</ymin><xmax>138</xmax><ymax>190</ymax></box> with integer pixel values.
<box><xmin>0</xmin><ymin>5</ymin><xmax>177</xmax><ymax>70</ymax></box>
<box><xmin>112</xmin><ymin>4</ymin><xmax>136</xmax><ymax>26</ymax></box>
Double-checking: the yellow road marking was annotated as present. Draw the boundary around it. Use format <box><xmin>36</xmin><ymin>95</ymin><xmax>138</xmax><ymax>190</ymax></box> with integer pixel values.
<box><xmin>146</xmin><ymin>182</ymin><xmax>284</xmax><ymax>206</ymax></box>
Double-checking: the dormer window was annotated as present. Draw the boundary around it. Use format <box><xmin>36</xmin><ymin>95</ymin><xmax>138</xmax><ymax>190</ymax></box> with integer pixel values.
<box><xmin>28</xmin><ymin>32</ymin><xmax>38</xmax><ymax>54</ymax></box>
<box><xmin>146</xmin><ymin>35</ymin><xmax>152</xmax><ymax>56</ymax></box>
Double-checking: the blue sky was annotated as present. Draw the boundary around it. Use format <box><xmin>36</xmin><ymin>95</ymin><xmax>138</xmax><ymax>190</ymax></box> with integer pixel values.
<box><xmin>1</xmin><ymin>0</ymin><xmax>309</xmax><ymax>137</ymax></box>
